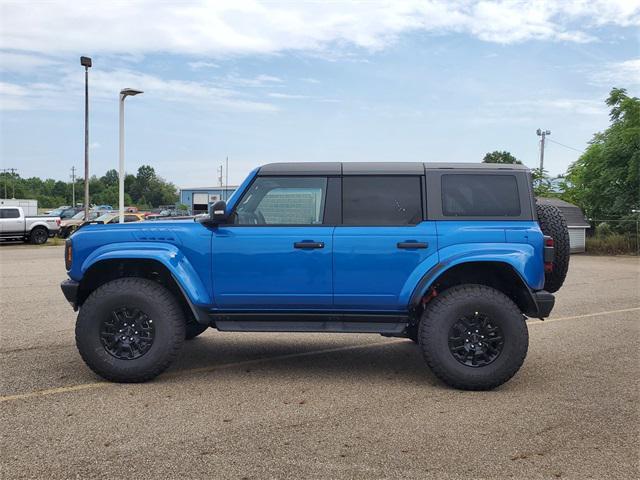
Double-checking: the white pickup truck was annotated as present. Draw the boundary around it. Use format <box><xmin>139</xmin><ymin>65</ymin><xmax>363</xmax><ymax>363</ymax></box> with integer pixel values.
<box><xmin>0</xmin><ymin>206</ymin><xmax>60</xmax><ymax>244</ymax></box>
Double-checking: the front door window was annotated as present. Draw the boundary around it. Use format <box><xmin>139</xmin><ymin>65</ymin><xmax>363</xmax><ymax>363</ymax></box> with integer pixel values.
<box><xmin>234</xmin><ymin>177</ymin><xmax>327</xmax><ymax>225</ymax></box>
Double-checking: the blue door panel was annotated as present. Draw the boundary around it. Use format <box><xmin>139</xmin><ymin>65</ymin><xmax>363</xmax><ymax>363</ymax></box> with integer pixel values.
<box><xmin>333</xmin><ymin>222</ymin><xmax>438</xmax><ymax>311</ymax></box>
<box><xmin>212</xmin><ymin>226</ymin><xmax>334</xmax><ymax>308</ymax></box>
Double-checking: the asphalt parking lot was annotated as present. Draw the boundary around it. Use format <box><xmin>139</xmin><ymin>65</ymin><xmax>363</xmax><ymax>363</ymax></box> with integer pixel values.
<box><xmin>1</xmin><ymin>245</ymin><xmax>638</xmax><ymax>479</ymax></box>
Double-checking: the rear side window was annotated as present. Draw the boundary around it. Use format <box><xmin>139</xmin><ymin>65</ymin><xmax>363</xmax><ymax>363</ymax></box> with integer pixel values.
<box><xmin>441</xmin><ymin>174</ymin><xmax>520</xmax><ymax>217</ymax></box>
<box><xmin>342</xmin><ymin>176</ymin><xmax>423</xmax><ymax>225</ymax></box>
<box><xmin>1</xmin><ymin>208</ymin><xmax>20</xmax><ymax>219</ymax></box>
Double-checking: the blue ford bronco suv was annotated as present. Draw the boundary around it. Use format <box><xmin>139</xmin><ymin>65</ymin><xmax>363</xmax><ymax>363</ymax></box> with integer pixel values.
<box><xmin>61</xmin><ymin>162</ymin><xmax>569</xmax><ymax>390</ymax></box>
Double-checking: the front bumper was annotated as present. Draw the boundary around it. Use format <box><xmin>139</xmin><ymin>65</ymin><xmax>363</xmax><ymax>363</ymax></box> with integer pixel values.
<box><xmin>531</xmin><ymin>290</ymin><xmax>555</xmax><ymax>318</ymax></box>
<box><xmin>61</xmin><ymin>279</ymin><xmax>79</xmax><ymax>310</ymax></box>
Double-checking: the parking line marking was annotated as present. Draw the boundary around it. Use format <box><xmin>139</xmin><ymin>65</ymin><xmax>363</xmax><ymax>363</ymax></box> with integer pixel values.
<box><xmin>0</xmin><ymin>339</ymin><xmax>402</xmax><ymax>404</ymax></box>
<box><xmin>0</xmin><ymin>382</ymin><xmax>108</xmax><ymax>403</ymax></box>
<box><xmin>2</xmin><ymin>306</ymin><xmax>638</xmax><ymax>404</ymax></box>
<box><xmin>528</xmin><ymin>306</ymin><xmax>640</xmax><ymax>325</ymax></box>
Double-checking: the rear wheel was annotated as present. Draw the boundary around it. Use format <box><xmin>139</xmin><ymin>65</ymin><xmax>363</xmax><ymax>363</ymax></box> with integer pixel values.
<box><xmin>75</xmin><ymin>278</ymin><xmax>185</xmax><ymax>382</ymax></box>
<box><xmin>536</xmin><ymin>203</ymin><xmax>570</xmax><ymax>293</ymax></box>
<box><xmin>419</xmin><ymin>284</ymin><xmax>528</xmax><ymax>390</ymax></box>
<box><xmin>29</xmin><ymin>226</ymin><xmax>48</xmax><ymax>245</ymax></box>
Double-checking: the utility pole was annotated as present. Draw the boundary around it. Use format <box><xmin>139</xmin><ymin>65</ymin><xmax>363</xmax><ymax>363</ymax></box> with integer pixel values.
<box><xmin>6</xmin><ymin>168</ymin><xmax>17</xmax><ymax>198</ymax></box>
<box><xmin>217</xmin><ymin>164</ymin><xmax>223</xmax><ymax>188</ymax></box>
<box><xmin>225</xmin><ymin>156</ymin><xmax>229</xmax><ymax>201</ymax></box>
<box><xmin>536</xmin><ymin>128</ymin><xmax>551</xmax><ymax>175</ymax></box>
<box><xmin>81</xmin><ymin>56</ymin><xmax>92</xmax><ymax>218</ymax></box>
<box><xmin>70</xmin><ymin>166</ymin><xmax>76</xmax><ymax>206</ymax></box>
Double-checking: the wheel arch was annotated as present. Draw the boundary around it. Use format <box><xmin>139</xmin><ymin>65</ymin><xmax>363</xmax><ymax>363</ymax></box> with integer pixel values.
<box><xmin>409</xmin><ymin>260</ymin><xmax>538</xmax><ymax>318</ymax></box>
<box><xmin>77</xmin><ymin>258</ymin><xmax>209</xmax><ymax>325</ymax></box>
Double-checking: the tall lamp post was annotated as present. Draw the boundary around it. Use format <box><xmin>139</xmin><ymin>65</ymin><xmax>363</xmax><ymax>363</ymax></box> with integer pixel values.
<box><xmin>80</xmin><ymin>56</ymin><xmax>92</xmax><ymax>219</ymax></box>
<box><xmin>118</xmin><ymin>88</ymin><xmax>143</xmax><ymax>223</ymax></box>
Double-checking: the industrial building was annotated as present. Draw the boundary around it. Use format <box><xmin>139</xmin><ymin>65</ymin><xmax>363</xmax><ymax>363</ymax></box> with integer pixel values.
<box><xmin>178</xmin><ymin>186</ymin><xmax>237</xmax><ymax>215</ymax></box>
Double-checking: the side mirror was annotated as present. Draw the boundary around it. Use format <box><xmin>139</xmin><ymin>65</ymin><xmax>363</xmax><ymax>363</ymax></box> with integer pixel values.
<box><xmin>210</xmin><ymin>200</ymin><xmax>228</xmax><ymax>224</ymax></box>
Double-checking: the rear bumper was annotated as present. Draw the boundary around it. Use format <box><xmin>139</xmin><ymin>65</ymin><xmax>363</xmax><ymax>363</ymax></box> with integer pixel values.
<box><xmin>531</xmin><ymin>290</ymin><xmax>555</xmax><ymax>318</ymax></box>
<box><xmin>61</xmin><ymin>279</ymin><xmax>79</xmax><ymax>309</ymax></box>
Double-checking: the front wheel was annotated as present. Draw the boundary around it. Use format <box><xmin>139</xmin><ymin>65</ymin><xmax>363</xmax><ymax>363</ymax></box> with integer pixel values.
<box><xmin>418</xmin><ymin>284</ymin><xmax>528</xmax><ymax>391</ymax></box>
<box><xmin>75</xmin><ymin>278</ymin><xmax>186</xmax><ymax>382</ymax></box>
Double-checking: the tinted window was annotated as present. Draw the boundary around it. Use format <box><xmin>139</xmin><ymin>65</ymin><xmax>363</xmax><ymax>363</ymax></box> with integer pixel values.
<box><xmin>442</xmin><ymin>174</ymin><xmax>520</xmax><ymax>217</ymax></box>
<box><xmin>1</xmin><ymin>208</ymin><xmax>20</xmax><ymax>219</ymax></box>
<box><xmin>342</xmin><ymin>176</ymin><xmax>423</xmax><ymax>225</ymax></box>
<box><xmin>235</xmin><ymin>177</ymin><xmax>327</xmax><ymax>225</ymax></box>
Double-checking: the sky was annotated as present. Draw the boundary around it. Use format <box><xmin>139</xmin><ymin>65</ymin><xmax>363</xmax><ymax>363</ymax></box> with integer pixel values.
<box><xmin>1</xmin><ymin>0</ymin><xmax>639</xmax><ymax>187</ymax></box>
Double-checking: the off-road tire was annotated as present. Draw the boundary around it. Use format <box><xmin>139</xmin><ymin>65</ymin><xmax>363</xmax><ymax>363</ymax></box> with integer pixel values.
<box><xmin>29</xmin><ymin>226</ymin><xmax>48</xmax><ymax>245</ymax></box>
<box><xmin>75</xmin><ymin>278</ymin><xmax>185</xmax><ymax>382</ymax></box>
<box><xmin>419</xmin><ymin>284</ymin><xmax>528</xmax><ymax>391</ymax></box>
<box><xmin>536</xmin><ymin>203</ymin><xmax>570</xmax><ymax>293</ymax></box>
<box><xmin>185</xmin><ymin>321</ymin><xmax>208</xmax><ymax>340</ymax></box>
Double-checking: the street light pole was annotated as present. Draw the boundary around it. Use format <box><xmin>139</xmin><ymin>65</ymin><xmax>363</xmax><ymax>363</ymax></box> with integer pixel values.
<box><xmin>118</xmin><ymin>88</ymin><xmax>143</xmax><ymax>223</ymax></box>
<box><xmin>80</xmin><ymin>56</ymin><xmax>92</xmax><ymax>219</ymax></box>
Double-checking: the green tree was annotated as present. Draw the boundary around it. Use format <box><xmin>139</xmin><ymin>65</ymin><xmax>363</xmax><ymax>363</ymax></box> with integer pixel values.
<box><xmin>101</xmin><ymin>169</ymin><xmax>119</xmax><ymax>188</ymax></box>
<box><xmin>482</xmin><ymin>151</ymin><xmax>522</xmax><ymax>164</ymax></box>
<box><xmin>564</xmin><ymin>88</ymin><xmax>640</xmax><ymax>220</ymax></box>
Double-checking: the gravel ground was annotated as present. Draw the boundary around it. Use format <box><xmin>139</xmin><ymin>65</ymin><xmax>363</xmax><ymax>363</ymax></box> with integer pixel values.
<box><xmin>1</xmin><ymin>246</ymin><xmax>638</xmax><ymax>479</ymax></box>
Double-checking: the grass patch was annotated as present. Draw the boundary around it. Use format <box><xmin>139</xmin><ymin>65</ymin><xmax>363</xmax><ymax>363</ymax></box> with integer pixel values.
<box><xmin>586</xmin><ymin>234</ymin><xmax>638</xmax><ymax>255</ymax></box>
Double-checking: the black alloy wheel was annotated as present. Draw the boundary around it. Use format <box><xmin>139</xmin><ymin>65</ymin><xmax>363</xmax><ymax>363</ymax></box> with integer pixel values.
<box><xmin>448</xmin><ymin>312</ymin><xmax>504</xmax><ymax>367</ymax></box>
<box><xmin>100</xmin><ymin>307</ymin><xmax>155</xmax><ymax>360</ymax></box>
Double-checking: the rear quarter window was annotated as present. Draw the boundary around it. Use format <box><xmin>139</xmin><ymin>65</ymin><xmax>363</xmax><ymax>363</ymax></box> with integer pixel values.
<box><xmin>441</xmin><ymin>174</ymin><xmax>520</xmax><ymax>217</ymax></box>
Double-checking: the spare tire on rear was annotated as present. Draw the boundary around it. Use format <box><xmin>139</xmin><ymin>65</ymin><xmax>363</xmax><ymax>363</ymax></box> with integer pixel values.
<box><xmin>536</xmin><ymin>203</ymin><xmax>570</xmax><ymax>293</ymax></box>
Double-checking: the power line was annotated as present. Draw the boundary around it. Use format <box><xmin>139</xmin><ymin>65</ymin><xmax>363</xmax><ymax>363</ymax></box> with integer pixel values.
<box><xmin>547</xmin><ymin>138</ymin><xmax>584</xmax><ymax>154</ymax></box>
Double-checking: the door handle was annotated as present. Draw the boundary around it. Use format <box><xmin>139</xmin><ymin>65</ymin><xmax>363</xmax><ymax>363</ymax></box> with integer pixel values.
<box><xmin>397</xmin><ymin>241</ymin><xmax>428</xmax><ymax>249</ymax></box>
<box><xmin>294</xmin><ymin>241</ymin><xmax>324</xmax><ymax>249</ymax></box>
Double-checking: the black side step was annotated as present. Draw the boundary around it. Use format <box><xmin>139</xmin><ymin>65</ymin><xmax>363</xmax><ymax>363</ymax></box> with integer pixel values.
<box><xmin>209</xmin><ymin>312</ymin><xmax>409</xmax><ymax>334</ymax></box>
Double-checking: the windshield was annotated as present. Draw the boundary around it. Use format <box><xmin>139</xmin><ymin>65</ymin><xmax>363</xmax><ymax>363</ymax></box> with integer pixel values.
<box><xmin>71</xmin><ymin>211</ymin><xmax>85</xmax><ymax>220</ymax></box>
<box><xmin>48</xmin><ymin>209</ymin><xmax>62</xmax><ymax>216</ymax></box>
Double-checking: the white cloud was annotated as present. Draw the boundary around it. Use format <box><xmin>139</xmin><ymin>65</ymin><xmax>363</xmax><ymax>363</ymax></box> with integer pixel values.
<box><xmin>268</xmin><ymin>92</ymin><xmax>309</xmax><ymax>99</ymax></box>
<box><xmin>188</xmin><ymin>61</ymin><xmax>220</xmax><ymax>70</ymax></box>
<box><xmin>0</xmin><ymin>52</ymin><xmax>61</xmax><ymax>73</ymax></box>
<box><xmin>590</xmin><ymin>58</ymin><xmax>640</xmax><ymax>87</ymax></box>
<box><xmin>1</xmin><ymin>1</ymin><xmax>638</xmax><ymax>59</ymax></box>
<box><xmin>495</xmin><ymin>98</ymin><xmax>607</xmax><ymax>116</ymax></box>
<box><xmin>0</xmin><ymin>69</ymin><xmax>278</xmax><ymax>112</ymax></box>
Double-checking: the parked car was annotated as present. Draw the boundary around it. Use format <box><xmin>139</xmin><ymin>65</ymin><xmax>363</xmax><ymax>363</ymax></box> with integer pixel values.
<box><xmin>61</xmin><ymin>162</ymin><xmax>570</xmax><ymax>390</ymax></box>
<box><xmin>145</xmin><ymin>208</ymin><xmax>191</xmax><ymax>220</ymax></box>
<box><xmin>1</xmin><ymin>206</ymin><xmax>60</xmax><ymax>244</ymax></box>
<box><xmin>46</xmin><ymin>207</ymin><xmax>81</xmax><ymax>220</ymax></box>
<box><xmin>58</xmin><ymin>210</ymin><xmax>100</xmax><ymax>238</ymax></box>
<box><xmin>92</xmin><ymin>205</ymin><xmax>113</xmax><ymax>212</ymax></box>
<box><xmin>81</xmin><ymin>212</ymin><xmax>146</xmax><ymax>227</ymax></box>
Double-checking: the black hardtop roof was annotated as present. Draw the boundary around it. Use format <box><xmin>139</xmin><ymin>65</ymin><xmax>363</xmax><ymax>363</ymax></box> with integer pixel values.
<box><xmin>258</xmin><ymin>162</ymin><xmax>529</xmax><ymax>175</ymax></box>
